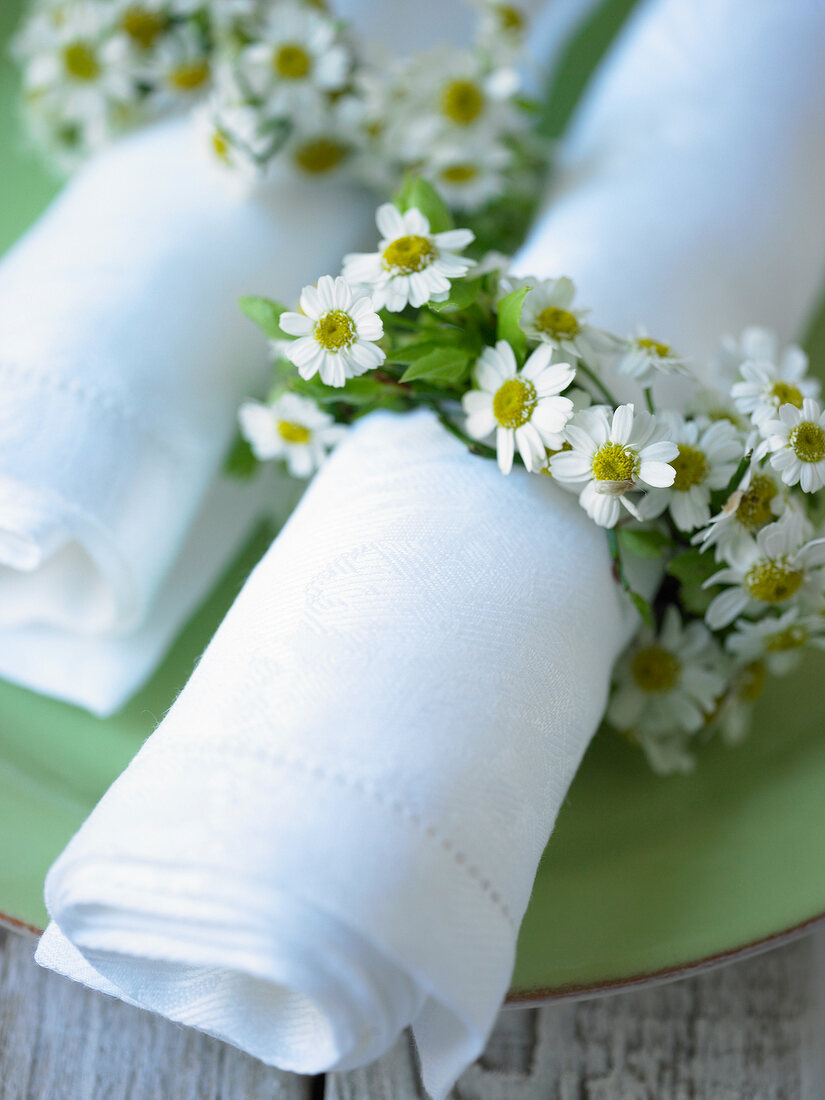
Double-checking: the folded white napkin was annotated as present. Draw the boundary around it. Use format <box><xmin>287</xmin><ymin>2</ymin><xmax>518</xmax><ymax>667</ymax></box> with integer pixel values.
<box><xmin>0</xmin><ymin>114</ymin><xmax>374</xmax><ymax>714</ymax></box>
<box><xmin>36</xmin><ymin>0</ymin><xmax>825</xmax><ymax>1096</ymax></box>
<box><xmin>38</xmin><ymin>408</ymin><xmax>639</xmax><ymax>1096</ymax></box>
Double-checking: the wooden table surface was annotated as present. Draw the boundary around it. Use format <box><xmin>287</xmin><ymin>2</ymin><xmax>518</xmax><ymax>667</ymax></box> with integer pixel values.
<box><xmin>2</xmin><ymin>926</ymin><xmax>823</xmax><ymax>1099</ymax></box>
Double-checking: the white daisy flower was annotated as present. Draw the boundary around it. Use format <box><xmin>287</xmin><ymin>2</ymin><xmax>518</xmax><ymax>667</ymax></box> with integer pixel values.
<box><xmin>712</xmin><ymin>660</ymin><xmax>766</xmax><ymax>747</ymax></box>
<box><xmin>641</xmin><ymin>413</ymin><xmax>742</xmax><ymax>532</ymax></box>
<box><xmin>280</xmin><ymin>275</ymin><xmax>385</xmax><ymax>388</ymax></box>
<box><xmin>238</xmin><ymin>392</ymin><xmax>346</xmax><ymax>478</ymax></box>
<box><xmin>462</xmin><ymin>340</ymin><xmax>575</xmax><ymax>474</ymax></box>
<box><xmin>473</xmin><ymin>1</ymin><xmax>528</xmax><ymax>61</ymax></box>
<box><xmin>759</xmin><ymin>398</ymin><xmax>825</xmax><ymax>493</ymax></box>
<box><xmin>499</xmin><ymin>275</ymin><xmax>611</xmax><ymax>363</ymax></box>
<box><xmin>694</xmin><ymin>468</ymin><xmax>786</xmax><ymax>567</ymax></box>
<box><xmin>423</xmin><ymin>140</ymin><xmax>511</xmax><ymax>212</ymax></box>
<box><xmin>730</xmin><ymin>327</ymin><xmax>819</xmax><ymax>425</ymax></box>
<box><xmin>149</xmin><ymin>23</ymin><xmax>212</xmax><ymax>102</ymax></box>
<box><xmin>342</xmin><ymin>203</ymin><xmax>475</xmax><ymax>312</ymax></box>
<box><xmin>18</xmin><ymin>3</ymin><xmax>133</xmax><ymax>130</ymax></box>
<box><xmin>393</xmin><ymin>47</ymin><xmax>521</xmax><ymax>156</ymax></box>
<box><xmin>609</xmin><ymin>606</ymin><xmax>726</xmax><ymax>750</ymax></box>
<box><xmin>704</xmin><ymin>512</ymin><xmax>825</xmax><ymax>630</ymax></box>
<box><xmin>549</xmin><ymin>404</ymin><xmax>678</xmax><ymax>528</ymax></box>
<box><xmin>614</xmin><ymin>326</ymin><xmax>692</xmax><ymax>385</ymax></box>
<box><xmin>726</xmin><ymin>606</ymin><xmax>825</xmax><ymax>676</ymax></box>
<box><xmin>235</xmin><ymin>3</ymin><xmax>350</xmax><ymax>117</ymax></box>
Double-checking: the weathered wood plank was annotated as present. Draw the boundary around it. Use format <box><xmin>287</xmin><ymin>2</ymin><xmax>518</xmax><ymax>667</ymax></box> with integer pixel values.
<box><xmin>329</xmin><ymin>933</ymin><xmax>824</xmax><ymax>1100</ymax></box>
<box><xmin>0</xmin><ymin>929</ymin><xmax>310</xmax><ymax>1100</ymax></box>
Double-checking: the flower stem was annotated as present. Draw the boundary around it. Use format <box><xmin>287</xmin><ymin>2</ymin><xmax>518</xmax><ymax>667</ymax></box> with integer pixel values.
<box><xmin>433</xmin><ymin>407</ymin><xmax>497</xmax><ymax>459</ymax></box>
<box><xmin>577</xmin><ymin>360</ymin><xmax>618</xmax><ymax>406</ymax></box>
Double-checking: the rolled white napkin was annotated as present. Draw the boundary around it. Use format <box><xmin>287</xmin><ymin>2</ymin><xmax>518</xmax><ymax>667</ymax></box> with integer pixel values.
<box><xmin>35</xmin><ymin>0</ymin><xmax>825</xmax><ymax>1096</ymax></box>
<box><xmin>517</xmin><ymin>0</ymin><xmax>825</xmax><ymax>361</ymax></box>
<box><xmin>0</xmin><ymin>114</ymin><xmax>374</xmax><ymax>713</ymax></box>
<box><xmin>38</xmin><ymin>408</ymin><xmax>638</xmax><ymax>1096</ymax></box>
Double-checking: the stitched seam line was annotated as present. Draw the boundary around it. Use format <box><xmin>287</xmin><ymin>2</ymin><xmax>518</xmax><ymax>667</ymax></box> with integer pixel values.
<box><xmin>0</xmin><ymin>359</ymin><xmax>199</xmax><ymax>456</ymax></box>
<box><xmin>152</xmin><ymin>741</ymin><xmax>516</xmax><ymax>927</ymax></box>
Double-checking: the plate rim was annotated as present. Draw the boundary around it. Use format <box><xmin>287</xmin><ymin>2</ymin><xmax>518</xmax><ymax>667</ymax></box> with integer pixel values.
<box><xmin>6</xmin><ymin>906</ymin><xmax>824</xmax><ymax>1004</ymax></box>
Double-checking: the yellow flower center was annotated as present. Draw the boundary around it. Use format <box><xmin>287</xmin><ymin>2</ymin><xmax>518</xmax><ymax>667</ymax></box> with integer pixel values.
<box><xmin>168</xmin><ymin>59</ymin><xmax>210</xmax><ymax>91</ymax></box>
<box><xmin>744</xmin><ymin>557</ymin><xmax>804</xmax><ymax>604</ymax></box>
<box><xmin>637</xmin><ymin>336</ymin><xmax>672</xmax><ymax>358</ymax></box>
<box><xmin>440</xmin><ymin>163</ymin><xmax>479</xmax><ymax>184</ymax></box>
<box><xmin>440</xmin><ymin>79</ymin><xmax>485</xmax><ymax>125</ymax></box>
<box><xmin>382</xmin><ymin>234</ymin><xmax>436</xmax><ymax>274</ymax></box>
<box><xmin>766</xmin><ymin>623</ymin><xmax>808</xmax><ymax>651</ymax></box>
<box><xmin>789</xmin><ymin>421</ymin><xmax>825</xmax><ymax>463</ymax></box>
<box><xmin>277</xmin><ymin>420</ymin><xmax>311</xmax><ymax>444</ymax></box>
<box><xmin>495</xmin><ymin>4</ymin><xmax>525</xmax><ymax>31</ymax></box>
<box><xmin>737</xmin><ymin>660</ymin><xmax>766</xmax><ymax>703</ymax></box>
<box><xmin>120</xmin><ymin>6</ymin><xmax>167</xmax><ymax>49</ymax></box>
<box><xmin>671</xmin><ymin>444</ymin><xmax>709</xmax><ymax>491</ymax></box>
<box><xmin>492</xmin><ymin>378</ymin><xmax>537</xmax><ymax>429</ymax></box>
<box><xmin>736</xmin><ymin>474</ymin><xmax>777</xmax><ymax>531</ymax></box>
<box><xmin>293</xmin><ymin>138</ymin><xmax>348</xmax><ymax>173</ymax></box>
<box><xmin>314</xmin><ymin>309</ymin><xmax>355</xmax><ymax>351</ymax></box>
<box><xmin>769</xmin><ymin>380</ymin><xmax>803</xmax><ymax>408</ymax></box>
<box><xmin>591</xmin><ymin>442</ymin><xmax>639</xmax><ymax>484</ymax></box>
<box><xmin>63</xmin><ymin>41</ymin><xmax>99</xmax><ymax>81</ymax></box>
<box><xmin>211</xmin><ymin>130</ymin><xmax>231</xmax><ymax>163</ymax></box>
<box><xmin>273</xmin><ymin>43</ymin><xmax>312</xmax><ymax>79</ymax></box>
<box><xmin>631</xmin><ymin>645</ymin><xmax>681</xmax><ymax>693</ymax></box>
<box><xmin>536</xmin><ymin>306</ymin><xmax>579</xmax><ymax>340</ymax></box>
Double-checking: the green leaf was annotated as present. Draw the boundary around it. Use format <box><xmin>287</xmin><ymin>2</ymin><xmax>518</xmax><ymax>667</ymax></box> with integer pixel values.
<box><xmin>427</xmin><ymin>278</ymin><xmax>483</xmax><ymax>313</ymax></box>
<box><xmin>496</xmin><ymin>285</ymin><xmax>531</xmax><ymax>365</ymax></box>
<box><xmin>617</xmin><ymin>526</ymin><xmax>671</xmax><ymax>560</ymax></box>
<box><xmin>393</xmin><ymin>175</ymin><xmax>453</xmax><ymax>234</ymax></box>
<box><xmin>224</xmin><ymin>432</ymin><xmax>259</xmax><ymax>480</ymax></box>
<box><xmin>239</xmin><ymin>295</ymin><xmax>290</xmax><ymax>339</ymax></box>
<box><xmin>629</xmin><ymin>590</ymin><xmax>654</xmax><ymax>628</ymax></box>
<box><xmin>291</xmin><ymin>374</ymin><xmax>389</xmax><ymax>407</ymax></box>
<box><xmin>400</xmin><ymin>346</ymin><xmax>471</xmax><ymax>386</ymax></box>
<box><xmin>667</xmin><ymin>547</ymin><xmax>719</xmax><ymax>587</ymax></box>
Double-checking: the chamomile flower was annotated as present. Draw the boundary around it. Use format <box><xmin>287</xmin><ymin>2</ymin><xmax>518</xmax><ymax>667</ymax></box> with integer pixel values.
<box><xmin>462</xmin><ymin>340</ymin><xmax>575</xmax><ymax>474</ymax></box>
<box><xmin>235</xmin><ymin>3</ymin><xmax>350</xmax><ymax>117</ymax></box>
<box><xmin>473</xmin><ymin>1</ymin><xmax>529</xmax><ymax>61</ymax></box>
<box><xmin>615</xmin><ymin>326</ymin><xmax>691</xmax><ymax>385</ymax></box>
<box><xmin>396</xmin><ymin>47</ymin><xmax>520</xmax><ymax>154</ymax></box>
<box><xmin>501</xmin><ymin>276</ymin><xmax>609</xmax><ymax>363</ymax></box>
<box><xmin>608</xmin><ymin>606</ymin><xmax>725</xmax><ymax>750</ymax></box>
<box><xmin>238</xmin><ymin>392</ymin><xmax>346</xmax><ymax>478</ymax></box>
<box><xmin>423</xmin><ymin>140</ymin><xmax>511</xmax><ymax>212</ymax></box>
<box><xmin>280</xmin><ymin>275</ymin><xmax>385</xmax><ymax>388</ymax></box>
<box><xmin>712</xmin><ymin>660</ymin><xmax>766</xmax><ymax>747</ymax></box>
<box><xmin>695</xmin><ymin>468</ymin><xmax>786</xmax><ymax>566</ymax></box>
<box><xmin>342</xmin><ymin>203</ymin><xmax>475</xmax><ymax>312</ymax></box>
<box><xmin>17</xmin><ymin>3</ymin><xmax>132</xmax><ymax>134</ymax></box>
<box><xmin>150</xmin><ymin>23</ymin><xmax>212</xmax><ymax>103</ymax></box>
<box><xmin>759</xmin><ymin>398</ymin><xmax>825</xmax><ymax>493</ymax></box>
<box><xmin>549</xmin><ymin>404</ymin><xmax>678</xmax><ymax>528</ymax></box>
<box><xmin>704</xmin><ymin>512</ymin><xmax>825</xmax><ymax>630</ymax></box>
<box><xmin>726</xmin><ymin>607</ymin><xmax>825</xmax><ymax>676</ymax></box>
<box><xmin>641</xmin><ymin>414</ymin><xmax>742</xmax><ymax>532</ymax></box>
<box><xmin>730</xmin><ymin>327</ymin><xmax>819</xmax><ymax>424</ymax></box>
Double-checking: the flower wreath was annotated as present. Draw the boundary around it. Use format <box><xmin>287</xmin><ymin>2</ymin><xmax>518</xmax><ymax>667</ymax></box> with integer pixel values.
<box><xmin>234</xmin><ymin>178</ymin><xmax>825</xmax><ymax>775</ymax></box>
<box><xmin>13</xmin><ymin>0</ymin><xmax>545</xmax><ymax>241</ymax></box>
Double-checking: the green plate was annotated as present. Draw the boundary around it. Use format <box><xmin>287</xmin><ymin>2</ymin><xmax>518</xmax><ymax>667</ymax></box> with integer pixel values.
<box><xmin>3</xmin><ymin>0</ymin><xmax>825</xmax><ymax>1000</ymax></box>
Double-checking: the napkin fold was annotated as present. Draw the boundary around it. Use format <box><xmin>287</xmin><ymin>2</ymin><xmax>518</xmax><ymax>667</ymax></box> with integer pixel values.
<box><xmin>38</xmin><ymin>408</ymin><xmax>639</xmax><ymax>1097</ymax></box>
<box><xmin>36</xmin><ymin>0</ymin><xmax>825</xmax><ymax>1096</ymax></box>
<box><xmin>0</xmin><ymin>114</ymin><xmax>374</xmax><ymax>713</ymax></box>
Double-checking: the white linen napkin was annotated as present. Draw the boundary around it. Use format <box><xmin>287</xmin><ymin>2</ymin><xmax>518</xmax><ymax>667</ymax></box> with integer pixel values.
<box><xmin>0</xmin><ymin>114</ymin><xmax>374</xmax><ymax>714</ymax></box>
<box><xmin>35</xmin><ymin>0</ymin><xmax>825</xmax><ymax>1096</ymax></box>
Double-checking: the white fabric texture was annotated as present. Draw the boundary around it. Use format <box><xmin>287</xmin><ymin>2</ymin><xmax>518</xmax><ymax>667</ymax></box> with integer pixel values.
<box><xmin>0</xmin><ymin>114</ymin><xmax>374</xmax><ymax>713</ymax></box>
<box><xmin>35</xmin><ymin>0</ymin><xmax>825</xmax><ymax>1097</ymax></box>
<box><xmin>37</xmin><ymin>408</ymin><xmax>638</xmax><ymax>1098</ymax></box>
